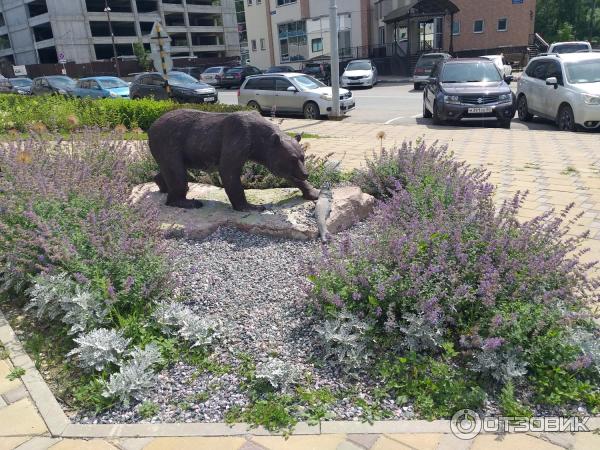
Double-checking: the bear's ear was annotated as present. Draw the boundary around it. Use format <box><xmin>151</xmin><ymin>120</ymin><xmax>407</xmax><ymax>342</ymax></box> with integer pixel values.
<box><xmin>294</xmin><ymin>133</ymin><xmax>302</xmax><ymax>143</ymax></box>
<box><xmin>272</xmin><ymin>133</ymin><xmax>282</xmax><ymax>145</ymax></box>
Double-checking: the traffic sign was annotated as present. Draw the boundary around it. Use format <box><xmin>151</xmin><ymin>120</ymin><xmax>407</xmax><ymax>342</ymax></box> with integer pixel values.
<box><xmin>149</xmin><ymin>22</ymin><xmax>173</xmax><ymax>76</ymax></box>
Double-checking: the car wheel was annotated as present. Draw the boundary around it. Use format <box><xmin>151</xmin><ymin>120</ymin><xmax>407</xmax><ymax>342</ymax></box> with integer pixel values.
<box><xmin>517</xmin><ymin>95</ymin><xmax>533</xmax><ymax>122</ymax></box>
<box><xmin>432</xmin><ymin>101</ymin><xmax>444</xmax><ymax>125</ymax></box>
<box><xmin>303</xmin><ymin>101</ymin><xmax>320</xmax><ymax>120</ymax></box>
<box><xmin>557</xmin><ymin>105</ymin><xmax>577</xmax><ymax>131</ymax></box>
<box><xmin>499</xmin><ymin>119</ymin><xmax>511</xmax><ymax>129</ymax></box>
<box><xmin>414</xmin><ymin>83</ymin><xmax>421</xmax><ymax>90</ymax></box>
<box><xmin>247</xmin><ymin>101</ymin><xmax>262</xmax><ymax>113</ymax></box>
<box><xmin>423</xmin><ymin>97</ymin><xmax>432</xmax><ymax>118</ymax></box>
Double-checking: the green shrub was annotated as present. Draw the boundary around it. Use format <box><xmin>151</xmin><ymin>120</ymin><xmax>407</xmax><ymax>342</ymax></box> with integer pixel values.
<box><xmin>0</xmin><ymin>94</ymin><xmax>248</xmax><ymax>133</ymax></box>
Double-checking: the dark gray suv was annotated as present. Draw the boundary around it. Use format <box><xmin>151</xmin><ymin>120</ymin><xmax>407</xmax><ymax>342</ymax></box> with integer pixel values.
<box><xmin>129</xmin><ymin>71</ymin><xmax>217</xmax><ymax>103</ymax></box>
<box><xmin>423</xmin><ymin>58</ymin><xmax>516</xmax><ymax>128</ymax></box>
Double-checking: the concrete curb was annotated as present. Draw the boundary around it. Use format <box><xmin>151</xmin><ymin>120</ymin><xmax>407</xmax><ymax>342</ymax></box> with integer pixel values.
<box><xmin>2</xmin><ymin>311</ymin><xmax>600</xmax><ymax>439</ymax></box>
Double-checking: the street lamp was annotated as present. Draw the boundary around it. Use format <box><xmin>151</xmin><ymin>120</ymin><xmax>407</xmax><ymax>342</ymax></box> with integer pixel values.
<box><xmin>104</xmin><ymin>1</ymin><xmax>121</xmax><ymax>77</ymax></box>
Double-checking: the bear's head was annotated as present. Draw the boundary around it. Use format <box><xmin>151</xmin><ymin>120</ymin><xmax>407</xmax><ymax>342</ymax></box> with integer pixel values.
<box><xmin>266</xmin><ymin>132</ymin><xmax>309</xmax><ymax>184</ymax></box>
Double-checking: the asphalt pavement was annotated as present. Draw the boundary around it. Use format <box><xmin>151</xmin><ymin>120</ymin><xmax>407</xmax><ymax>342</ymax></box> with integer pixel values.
<box><xmin>217</xmin><ymin>82</ymin><xmax>573</xmax><ymax>132</ymax></box>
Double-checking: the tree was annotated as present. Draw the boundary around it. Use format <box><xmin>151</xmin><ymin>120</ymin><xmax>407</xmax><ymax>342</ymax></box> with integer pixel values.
<box><xmin>536</xmin><ymin>0</ymin><xmax>599</xmax><ymax>43</ymax></box>
<box><xmin>133</xmin><ymin>42</ymin><xmax>152</xmax><ymax>71</ymax></box>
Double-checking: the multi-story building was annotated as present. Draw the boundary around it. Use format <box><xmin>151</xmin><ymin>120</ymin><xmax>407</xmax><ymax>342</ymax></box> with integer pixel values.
<box><xmin>0</xmin><ymin>0</ymin><xmax>240</xmax><ymax>65</ymax></box>
<box><xmin>245</xmin><ymin>0</ymin><xmax>536</xmax><ymax>72</ymax></box>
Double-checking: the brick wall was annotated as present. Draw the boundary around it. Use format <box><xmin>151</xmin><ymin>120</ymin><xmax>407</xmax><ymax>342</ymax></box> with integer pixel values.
<box><xmin>448</xmin><ymin>0</ymin><xmax>536</xmax><ymax>53</ymax></box>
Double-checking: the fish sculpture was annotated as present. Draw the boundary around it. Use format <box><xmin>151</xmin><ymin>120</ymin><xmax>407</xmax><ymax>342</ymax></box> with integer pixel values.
<box><xmin>315</xmin><ymin>182</ymin><xmax>333</xmax><ymax>243</ymax></box>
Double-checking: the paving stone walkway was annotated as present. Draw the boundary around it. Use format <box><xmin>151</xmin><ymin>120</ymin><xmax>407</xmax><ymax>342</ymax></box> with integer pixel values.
<box><xmin>2</xmin><ymin>121</ymin><xmax>600</xmax><ymax>449</ymax></box>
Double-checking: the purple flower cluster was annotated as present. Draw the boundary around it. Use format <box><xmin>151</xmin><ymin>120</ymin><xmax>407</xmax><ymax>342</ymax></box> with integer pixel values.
<box><xmin>310</xmin><ymin>140</ymin><xmax>600</xmax><ymax>381</ymax></box>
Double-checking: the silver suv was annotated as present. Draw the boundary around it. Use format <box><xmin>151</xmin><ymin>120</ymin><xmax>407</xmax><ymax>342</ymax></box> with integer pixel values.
<box><xmin>517</xmin><ymin>53</ymin><xmax>600</xmax><ymax>131</ymax></box>
<box><xmin>238</xmin><ymin>73</ymin><xmax>355</xmax><ymax>119</ymax></box>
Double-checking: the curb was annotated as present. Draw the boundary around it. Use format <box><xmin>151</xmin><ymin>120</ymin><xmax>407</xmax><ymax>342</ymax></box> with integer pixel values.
<box><xmin>2</xmin><ymin>311</ymin><xmax>600</xmax><ymax>438</ymax></box>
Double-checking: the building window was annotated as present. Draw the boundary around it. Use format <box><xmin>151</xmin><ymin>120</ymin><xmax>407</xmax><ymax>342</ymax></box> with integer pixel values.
<box><xmin>452</xmin><ymin>20</ymin><xmax>460</xmax><ymax>35</ymax></box>
<box><xmin>311</xmin><ymin>38</ymin><xmax>323</xmax><ymax>52</ymax></box>
<box><xmin>278</xmin><ymin>20</ymin><xmax>307</xmax><ymax>62</ymax></box>
<box><xmin>247</xmin><ymin>0</ymin><xmax>252</xmax><ymax>5</ymax></box>
<box><xmin>257</xmin><ymin>0</ymin><xmax>262</xmax><ymax>3</ymax></box>
<box><xmin>260</xmin><ymin>38</ymin><xmax>265</xmax><ymax>50</ymax></box>
<box><xmin>378</xmin><ymin>26</ymin><xmax>385</xmax><ymax>44</ymax></box>
<box><xmin>277</xmin><ymin>0</ymin><xmax>297</xmax><ymax>6</ymax></box>
<box><xmin>251</xmin><ymin>39</ymin><xmax>257</xmax><ymax>51</ymax></box>
<box><xmin>497</xmin><ymin>18</ymin><xmax>508</xmax><ymax>32</ymax></box>
<box><xmin>473</xmin><ymin>19</ymin><xmax>484</xmax><ymax>33</ymax></box>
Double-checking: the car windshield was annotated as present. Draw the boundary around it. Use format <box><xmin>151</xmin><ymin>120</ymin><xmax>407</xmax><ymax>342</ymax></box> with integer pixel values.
<box><xmin>304</xmin><ymin>66</ymin><xmax>321</xmax><ymax>73</ymax></box>
<box><xmin>565</xmin><ymin>59</ymin><xmax>600</xmax><ymax>84</ymax></box>
<box><xmin>441</xmin><ymin>62</ymin><xmax>502</xmax><ymax>83</ymax></box>
<box><xmin>48</xmin><ymin>77</ymin><xmax>75</xmax><ymax>89</ymax></box>
<box><xmin>11</xmin><ymin>79</ymin><xmax>32</xmax><ymax>87</ymax></box>
<box><xmin>168</xmin><ymin>72</ymin><xmax>199</xmax><ymax>85</ymax></box>
<box><xmin>553</xmin><ymin>43</ymin><xmax>589</xmax><ymax>53</ymax></box>
<box><xmin>225</xmin><ymin>68</ymin><xmax>243</xmax><ymax>74</ymax></box>
<box><xmin>98</xmin><ymin>78</ymin><xmax>128</xmax><ymax>89</ymax></box>
<box><xmin>203</xmin><ymin>67</ymin><xmax>222</xmax><ymax>74</ymax></box>
<box><xmin>417</xmin><ymin>55</ymin><xmax>443</xmax><ymax>68</ymax></box>
<box><xmin>292</xmin><ymin>75</ymin><xmax>325</xmax><ymax>90</ymax></box>
<box><xmin>346</xmin><ymin>61</ymin><xmax>371</xmax><ymax>71</ymax></box>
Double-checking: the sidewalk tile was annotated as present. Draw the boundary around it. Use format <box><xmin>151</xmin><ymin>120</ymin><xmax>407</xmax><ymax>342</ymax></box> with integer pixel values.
<box><xmin>143</xmin><ymin>437</ymin><xmax>246</xmax><ymax>450</ymax></box>
<box><xmin>0</xmin><ymin>360</ymin><xmax>23</xmax><ymax>395</ymax></box>
<box><xmin>113</xmin><ymin>438</ymin><xmax>154</xmax><ymax>450</ymax></box>
<box><xmin>0</xmin><ymin>437</ymin><xmax>29</xmax><ymax>450</ymax></box>
<box><xmin>252</xmin><ymin>435</ymin><xmax>346</xmax><ymax>450</ymax></box>
<box><xmin>49</xmin><ymin>440</ymin><xmax>118</xmax><ymax>450</ymax></box>
<box><xmin>347</xmin><ymin>434</ymin><xmax>380</xmax><ymax>449</ymax></box>
<box><xmin>0</xmin><ymin>398</ymin><xmax>47</xmax><ymax>436</ymax></box>
<box><xmin>573</xmin><ymin>432</ymin><xmax>600</xmax><ymax>450</ymax></box>
<box><xmin>471</xmin><ymin>434</ymin><xmax>562</xmax><ymax>449</ymax></box>
<box><xmin>383</xmin><ymin>433</ymin><xmax>441</xmax><ymax>449</ymax></box>
<box><xmin>3</xmin><ymin>385</ymin><xmax>29</xmax><ymax>404</ymax></box>
<box><xmin>16</xmin><ymin>437</ymin><xmax>61</xmax><ymax>450</ymax></box>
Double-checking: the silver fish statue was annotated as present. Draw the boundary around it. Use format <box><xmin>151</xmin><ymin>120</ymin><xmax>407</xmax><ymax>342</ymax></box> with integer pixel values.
<box><xmin>315</xmin><ymin>182</ymin><xmax>333</xmax><ymax>243</ymax></box>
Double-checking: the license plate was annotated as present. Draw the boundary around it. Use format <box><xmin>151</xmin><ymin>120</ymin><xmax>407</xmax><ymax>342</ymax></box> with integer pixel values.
<box><xmin>468</xmin><ymin>107</ymin><xmax>493</xmax><ymax>113</ymax></box>
<box><xmin>203</xmin><ymin>97</ymin><xmax>215</xmax><ymax>102</ymax></box>
<box><xmin>225</xmin><ymin>76</ymin><xmax>234</xmax><ymax>79</ymax></box>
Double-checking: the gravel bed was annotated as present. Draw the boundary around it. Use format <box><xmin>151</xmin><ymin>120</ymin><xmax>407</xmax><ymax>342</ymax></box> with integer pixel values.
<box><xmin>78</xmin><ymin>223</ymin><xmax>413</xmax><ymax>424</ymax></box>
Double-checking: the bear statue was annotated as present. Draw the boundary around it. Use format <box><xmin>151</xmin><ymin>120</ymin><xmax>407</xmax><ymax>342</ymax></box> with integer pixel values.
<box><xmin>147</xmin><ymin>110</ymin><xmax>320</xmax><ymax>211</ymax></box>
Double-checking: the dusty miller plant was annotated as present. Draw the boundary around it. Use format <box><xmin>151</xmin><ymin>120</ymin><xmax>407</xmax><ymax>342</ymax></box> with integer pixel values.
<box><xmin>68</xmin><ymin>328</ymin><xmax>131</xmax><ymax>372</ymax></box>
<box><xmin>255</xmin><ymin>358</ymin><xmax>301</xmax><ymax>392</ymax></box>
<box><xmin>569</xmin><ymin>328</ymin><xmax>600</xmax><ymax>375</ymax></box>
<box><xmin>471</xmin><ymin>347</ymin><xmax>528</xmax><ymax>382</ymax></box>
<box><xmin>399</xmin><ymin>313</ymin><xmax>445</xmax><ymax>352</ymax></box>
<box><xmin>102</xmin><ymin>343</ymin><xmax>163</xmax><ymax>406</ymax></box>
<box><xmin>154</xmin><ymin>301</ymin><xmax>220</xmax><ymax>348</ymax></box>
<box><xmin>315</xmin><ymin>310</ymin><xmax>373</xmax><ymax>375</ymax></box>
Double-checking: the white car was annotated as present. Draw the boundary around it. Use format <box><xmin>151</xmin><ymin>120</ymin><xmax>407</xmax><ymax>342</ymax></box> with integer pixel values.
<box><xmin>517</xmin><ymin>53</ymin><xmax>600</xmax><ymax>131</ymax></box>
<box><xmin>481</xmin><ymin>55</ymin><xmax>513</xmax><ymax>78</ymax></box>
<box><xmin>341</xmin><ymin>60</ymin><xmax>378</xmax><ymax>88</ymax></box>
<box><xmin>238</xmin><ymin>73</ymin><xmax>355</xmax><ymax>120</ymax></box>
<box><xmin>200</xmin><ymin>66</ymin><xmax>227</xmax><ymax>86</ymax></box>
<box><xmin>548</xmin><ymin>41</ymin><xmax>592</xmax><ymax>54</ymax></box>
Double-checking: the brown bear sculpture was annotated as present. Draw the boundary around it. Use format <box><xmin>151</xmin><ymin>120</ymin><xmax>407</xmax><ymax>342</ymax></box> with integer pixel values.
<box><xmin>147</xmin><ymin>110</ymin><xmax>320</xmax><ymax>211</ymax></box>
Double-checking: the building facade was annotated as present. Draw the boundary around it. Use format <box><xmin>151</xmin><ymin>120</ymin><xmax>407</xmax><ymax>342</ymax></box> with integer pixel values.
<box><xmin>245</xmin><ymin>0</ymin><xmax>536</xmax><ymax>71</ymax></box>
<box><xmin>0</xmin><ymin>0</ymin><xmax>240</xmax><ymax>65</ymax></box>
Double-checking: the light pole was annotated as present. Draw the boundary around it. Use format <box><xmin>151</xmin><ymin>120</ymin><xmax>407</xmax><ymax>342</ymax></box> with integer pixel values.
<box><xmin>329</xmin><ymin>0</ymin><xmax>340</xmax><ymax>118</ymax></box>
<box><xmin>104</xmin><ymin>1</ymin><xmax>121</xmax><ymax>77</ymax></box>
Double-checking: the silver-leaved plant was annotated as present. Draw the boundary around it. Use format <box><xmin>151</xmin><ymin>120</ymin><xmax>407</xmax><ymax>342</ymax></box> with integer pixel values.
<box><xmin>26</xmin><ymin>272</ymin><xmax>75</xmax><ymax>321</ymax></box>
<box><xmin>315</xmin><ymin>309</ymin><xmax>373</xmax><ymax>375</ymax></box>
<box><xmin>102</xmin><ymin>343</ymin><xmax>163</xmax><ymax>406</ymax></box>
<box><xmin>255</xmin><ymin>358</ymin><xmax>301</xmax><ymax>392</ymax></box>
<box><xmin>68</xmin><ymin>328</ymin><xmax>131</xmax><ymax>372</ymax></box>
<box><xmin>153</xmin><ymin>301</ymin><xmax>220</xmax><ymax>348</ymax></box>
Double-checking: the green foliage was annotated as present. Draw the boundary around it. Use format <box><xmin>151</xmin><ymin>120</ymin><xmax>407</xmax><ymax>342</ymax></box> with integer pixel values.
<box><xmin>499</xmin><ymin>381</ymin><xmax>532</xmax><ymax>418</ymax></box>
<box><xmin>133</xmin><ymin>42</ymin><xmax>152</xmax><ymax>71</ymax></box>
<box><xmin>0</xmin><ymin>94</ymin><xmax>248</xmax><ymax>133</ymax></box>
<box><xmin>536</xmin><ymin>0</ymin><xmax>599</xmax><ymax>43</ymax></box>
<box><xmin>138</xmin><ymin>401</ymin><xmax>160</xmax><ymax>419</ymax></box>
<box><xmin>238</xmin><ymin>395</ymin><xmax>298</xmax><ymax>433</ymax></box>
<box><xmin>0</xmin><ymin>343</ymin><xmax>8</xmax><ymax>360</ymax></box>
<box><xmin>6</xmin><ymin>366</ymin><xmax>26</xmax><ymax>381</ymax></box>
<box><xmin>377</xmin><ymin>353</ymin><xmax>486</xmax><ymax>420</ymax></box>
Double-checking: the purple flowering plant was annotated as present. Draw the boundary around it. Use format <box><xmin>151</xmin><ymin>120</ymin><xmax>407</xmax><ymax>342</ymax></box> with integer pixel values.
<box><xmin>310</xmin><ymin>140</ymin><xmax>600</xmax><ymax>414</ymax></box>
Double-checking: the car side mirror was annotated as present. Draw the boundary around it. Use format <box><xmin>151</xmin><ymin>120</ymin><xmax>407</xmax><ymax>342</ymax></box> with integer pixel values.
<box><xmin>504</xmin><ymin>75</ymin><xmax>513</xmax><ymax>84</ymax></box>
<box><xmin>545</xmin><ymin>77</ymin><xmax>558</xmax><ymax>88</ymax></box>
<box><xmin>287</xmin><ymin>86</ymin><xmax>298</xmax><ymax>92</ymax></box>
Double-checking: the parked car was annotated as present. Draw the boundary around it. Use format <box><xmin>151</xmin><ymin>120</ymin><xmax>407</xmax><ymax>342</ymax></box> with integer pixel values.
<box><xmin>129</xmin><ymin>71</ymin><xmax>217</xmax><ymax>103</ymax></box>
<box><xmin>302</xmin><ymin>62</ymin><xmax>331</xmax><ymax>85</ymax></box>
<box><xmin>0</xmin><ymin>77</ymin><xmax>33</xmax><ymax>95</ymax></box>
<box><xmin>341</xmin><ymin>59</ymin><xmax>378</xmax><ymax>88</ymax></box>
<box><xmin>423</xmin><ymin>58</ymin><xmax>516</xmax><ymax>128</ymax></box>
<box><xmin>264</xmin><ymin>65</ymin><xmax>297</xmax><ymax>74</ymax></box>
<box><xmin>200</xmin><ymin>66</ymin><xmax>227</xmax><ymax>86</ymax></box>
<box><xmin>177</xmin><ymin>66</ymin><xmax>205</xmax><ymax>80</ymax></box>
<box><xmin>73</xmin><ymin>76</ymin><xmax>130</xmax><ymax>99</ymax></box>
<box><xmin>517</xmin><ymin>53</ymin><xmax>600</xmax><ymax>131</ymax></box>
<box><xmin>31</xmin><ymin>76</ymin><xmax>77</xmax><ymax>96</ymax></box>
<box><xmin>238</xmin><ymin>73</ymin><xmax>354</xmax><ymax>120</ymax></box>
<box><xmin>413</xmin><ymin>53</ymin><xmax>452</xmax><ymax>90</ymax></box>
<box><xmin>220</xmin><ymin>66</ymin><xmax>262</xmax><ymax>88</ymax></box>
<box><xmin>481</xmin><ymin>55</ymin><xmax>513</xmax><ymax>79</ymax></box>
<box><xmin>548</xmin><ymin>41</ymin><xmax>592</xmax><ymax>54</ymax></box>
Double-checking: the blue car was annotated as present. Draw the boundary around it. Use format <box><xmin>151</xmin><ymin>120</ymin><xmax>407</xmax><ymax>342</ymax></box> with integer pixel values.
<box><xmin>73</xmin><ymin>76</ymin><xmax>130</xmax><ymax>99</ymax></box>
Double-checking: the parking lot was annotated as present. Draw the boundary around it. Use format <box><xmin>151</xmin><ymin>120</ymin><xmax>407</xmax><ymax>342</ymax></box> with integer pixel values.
<box><xmin>217</xmin><ymin>81</ymin><xmax>596</xmax><ymax>132</ymax></box>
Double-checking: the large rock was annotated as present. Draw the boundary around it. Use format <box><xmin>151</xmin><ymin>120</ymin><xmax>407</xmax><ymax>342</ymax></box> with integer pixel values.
<box><xmin>131</xmin><ymin>183</ymin><xmax>375</xmax><ymax>240</ymax></box>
